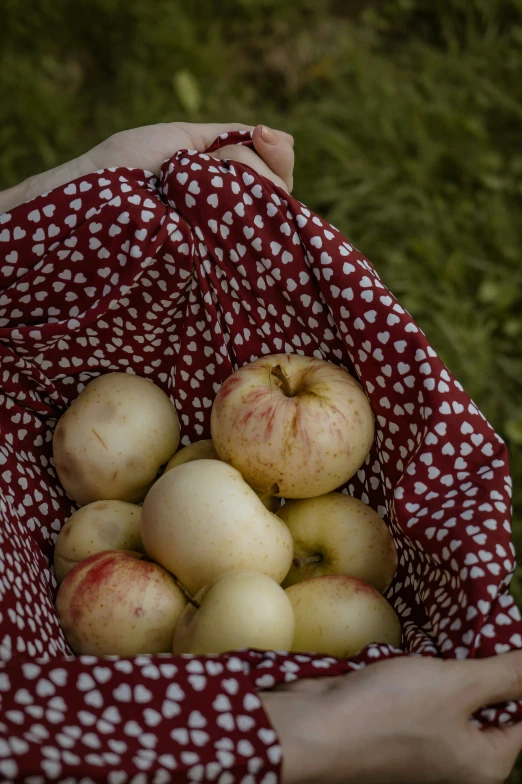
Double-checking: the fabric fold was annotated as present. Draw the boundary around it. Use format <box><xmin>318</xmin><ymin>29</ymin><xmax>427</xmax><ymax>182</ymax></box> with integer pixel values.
<box><xmin>0</xmin><ymin>129</ymin><xmax>520</xmax><ymax>784</ymax></box>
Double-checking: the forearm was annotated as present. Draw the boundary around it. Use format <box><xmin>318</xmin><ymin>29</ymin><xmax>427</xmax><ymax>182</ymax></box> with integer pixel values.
<box><xmin>260</xmin><ymin>691</ymin><xmax>334</xmax><ymax>784</ymax></box>
<box><xmin>0</xmin><ymin>154</ymin><xmax>96</xmax><ymax>213</ymax></box>
<box><xmin>0</xmin><ymin>178</ymin><xmax>27</xmax><ymax>214</ymax></box>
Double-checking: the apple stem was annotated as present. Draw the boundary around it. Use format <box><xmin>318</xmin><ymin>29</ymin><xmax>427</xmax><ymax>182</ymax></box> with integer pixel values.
<box><xmin>293</xmin><ymin>554</ymin><xmax>323</xmax><ymax>568</ymax></box>
<box><xmin>271</xmin><ymin>364</ymin><xmax>293</xmax><ymax>397</ymax></box>
<box><xmin>172</xmin><ymin>575</ymin><xmax>200</xmax><ymax>610</ymax></box>
<box><xmin>257</xmin><ymin>483</ymin><xmax>280</xmax><ymax>501</ymax></box>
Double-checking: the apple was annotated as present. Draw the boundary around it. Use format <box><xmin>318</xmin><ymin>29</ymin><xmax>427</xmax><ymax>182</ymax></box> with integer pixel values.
<box><xmin>210</xmin><ymin>354</ymin><xmax>374</xmax><ymax>498</ymax></box>
<box><xmin>278</xmin><ymin>493</ymin><xmax>397</xmax><ymax>593</ymax></box>
<box><xmin>173</xmin><ymin>570</ymin><xmax>295</xmax><ymax>654</ymax></box>
<box><xmin>286</xmin><ymin>575</ymin><xmax>402</xmax><ymax>658</ymax></box>
<box><xmin>165</xmin><ymin>439</ymin><xmax>279</xmax><ymax>511</ymax></box>
<box><xmin>56</xmin><ymin>550</ymin><xmax>187</xmax><ymax>656</ymax></box>
<box><xmin>53</xmin><ymin>372</ymin><xmax>180</xmax><ymax>505</ymax></box>
<box><xmin>54</xmin><ymin>500</ymin><xmax>144</xmax><ymax>583</ymax></box>
<box><xmin>165</xmin><ymin>439</ymin><xmax>219</xmax><ymax>472</ymax></box>
<box><xmin>140</xmin><ymin>459</ymin><xmax>293</xmax><ymax>594</ymax></box>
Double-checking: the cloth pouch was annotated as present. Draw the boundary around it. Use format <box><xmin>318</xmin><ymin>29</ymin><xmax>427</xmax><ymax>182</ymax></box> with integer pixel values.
<box><xmin>0</xmin><ymin>130</ymin><xmax>521</xmax><ymax>783</ymax></box>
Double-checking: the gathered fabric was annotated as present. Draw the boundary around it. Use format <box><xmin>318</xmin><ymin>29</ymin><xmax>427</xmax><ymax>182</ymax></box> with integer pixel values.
<box><xmin>0</xmin><ymin>130</ymin><xmax>520</xmax><ymax>782</ymax></box>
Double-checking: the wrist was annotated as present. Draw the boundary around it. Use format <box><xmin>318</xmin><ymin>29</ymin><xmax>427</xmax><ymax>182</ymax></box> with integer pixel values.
<box><xmin>260</xmin><ymin>691</ymin><xmax>332</xmax><ymax>784</ymax></box>
<box><xmin>0</xmin><ymin>179</ymin><xmax>28</xmax><ymax>214</ymax></box>
<box><xmin>25</xmin><ymin>155</ymin><xmax>97</xmax><ymax>202</ymax></box>
<box><xmin>0</xmin><ymin>154</ymin><xmax>98</xmax><ymax>214</ymax></box>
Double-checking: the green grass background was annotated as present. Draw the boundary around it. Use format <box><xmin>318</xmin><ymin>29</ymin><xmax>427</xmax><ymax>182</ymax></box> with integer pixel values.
<box><xmin>1</xmin><ymin>0</ymin><xmax>522</xmax><ymax>775</ymax></box>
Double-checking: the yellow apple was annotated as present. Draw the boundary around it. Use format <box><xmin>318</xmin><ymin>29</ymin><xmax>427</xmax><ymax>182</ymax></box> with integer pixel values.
<box><xmin>164</xmin><ymin>439</ymin><xmax>279</xmax><ymax>511</ymax></box>
<box><xmin>54</xmin><ymin>500</ymin><xmax>143</xmax><ymax>583</ymax></box>
<box><xmin>173</xmin><ymin>570</ymin><xmax>295</xmax><ymax>654</ymax></box>
<box><xmin>140</xmin><ymin>459</ymin><xmax>293</xmax><ymax>594</ymax></box>
<box><xmin>56</xmin><ymin>550</ymin><xmax>187</xmax><ymax>656</ymax></box>
<box><xmin>210</xmin><ymin>354</ymin><xmax>374</xmax><ymax>498</ymax></box>
<box><xmin>278</xmin><ymin>493</ymin><xmax>397</xmax><ymax>593</ymax></box>
<box><xmin>165</xmin><ymin>439</ymin><xmax>219</xmax><ymax>472</ymax></box>
<box><xmin>53</xmin><ymin>372</ymin><xmax>180</xmax><ymax>505</ymax></box>
<box><xmin>286</xmin><ymin>575</ymin><xmax>402</xmax><ymax>657</ymax></box>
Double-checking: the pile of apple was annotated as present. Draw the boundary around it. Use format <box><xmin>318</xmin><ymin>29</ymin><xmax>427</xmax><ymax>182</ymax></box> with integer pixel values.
<box><xmin>52</xmin><ymin>353</ymin><xmax>402</xmax><ymax>658</ymax></box>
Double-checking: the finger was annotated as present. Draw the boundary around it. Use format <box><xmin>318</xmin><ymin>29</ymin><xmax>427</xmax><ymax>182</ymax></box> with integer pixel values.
<box><xmin>194</xmin><ymin>123</ymin><xmax>255</xmax><ymax>150</ymax></box>
<box><xmin>252</xmin><ymin>124</ymin><xmax>294</xmax><ymax>192</ymax></box>
<box><xmin>211</xmin><ymin>144</ymin><xmax>289</xmax><ymax>193</ymax></box>
<box><xmin>173</xmin><ymin>122</ymin><xmax>255</xmax><ymax>153</ymax></box>
<box><xmin>268</xmin><ymin>676</ymin><xmax>337</xmax><ymax>694</ymax></box>
<box><xmin>172</xmin><ymin>122</ymin><xmax>293</xmax><ymax>157</ymax></box>
<box><xmin>272</xmin><ymin>129</ymin><xmax>295</xmax><ymax>147</ymax></box>
<box><xmin>198</xmin><ymin>122</ymin><xmax>256</xmax><ymax>149</ymax></box>
<box><xmin>459</xmin><ymin>651</ymin><xmax>522</xmax><ymax>709</ymax></box>
<box><xmin>200</xmin><ymin>122</ymin><xmax>293</xmax><ymax>149</ymax></box>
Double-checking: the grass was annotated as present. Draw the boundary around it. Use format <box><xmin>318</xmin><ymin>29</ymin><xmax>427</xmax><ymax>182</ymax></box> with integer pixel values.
<box><xmin>1</xmin><ymin>0</ymin><xmax>522</xmax><ymax>776</ymax></box>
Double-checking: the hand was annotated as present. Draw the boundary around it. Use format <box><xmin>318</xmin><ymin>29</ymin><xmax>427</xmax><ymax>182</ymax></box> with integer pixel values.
<box><xmin>260</xmin><ymin>652</ymin><xmax>522</xmax><ymax>784</ymax></box>
<box><xmin>1</xmin><ymin>121</ymin><xmax>294</xmax><ymax>213</ymax></box>
<box><xmin>85</xmin><ymin>121</ymin><xmax>294</xmax><ymax>192</ymax></box>
<box><xmin>208</xmin><ymin>128</ymin><xmax>294</xmax><ymax>193</ymax></box>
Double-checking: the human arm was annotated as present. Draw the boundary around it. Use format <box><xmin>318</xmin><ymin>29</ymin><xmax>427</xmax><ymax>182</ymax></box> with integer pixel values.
<box><xmin>261</xmin><ymin>652</ymin><xmax>522</xmax><ymax>784</ymax></box>
<box><xmin>0</xmin><ymin>120</ymin><xmax>294</xmax><ymax>214</ymax></box>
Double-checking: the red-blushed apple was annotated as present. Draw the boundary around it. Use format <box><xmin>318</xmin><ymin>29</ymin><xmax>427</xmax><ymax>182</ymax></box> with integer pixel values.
<box><xmin>55</xmin><ymin>550</ymin><xmax>187</xmax><ymax>656</ymax></box>
<box><xmin>210</xmin><ymin>353</ymin><xmax>374</xmax><ymax>498</ymax></box>
<box><xmin>173</xmin><ymin>570</ymin><xmax>295</xmax><ymax>654</ymax></box>
<box><xmin>286</xmin><ymin>574</ymin><xmax>402</xmax><ymax>657</ymax></box>
<box><xmin>54</xmin><ymin>500</ymin><xmax>144</xmax><ymax>583</ymax></box>
<box><xmin>140</xmin><ymin>460</ymin><xmax>293</xmax><ymax>594</ymax></box>
<box><xmin>278</xmin><ymin>492</ymin><xmax>397</xmax><ymax>592</ymax></box>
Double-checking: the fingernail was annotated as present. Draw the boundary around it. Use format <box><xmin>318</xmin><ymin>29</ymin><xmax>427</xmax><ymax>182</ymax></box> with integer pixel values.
<box><xmin>261</xmin><ymin>125</ymin><xmax>278</xmax><ymax>144</ymax></box>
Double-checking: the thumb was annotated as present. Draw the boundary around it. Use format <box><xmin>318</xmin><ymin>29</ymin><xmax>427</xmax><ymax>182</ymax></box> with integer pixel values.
<box><xmin>252</xmin><ymin>124</ymin><xmax>295</xmax><ymax>193</ymax></box>
<box><xmin>461</xmin><ymin>651</ymin><xmax>522</xmax><ymax>710</ymax></box>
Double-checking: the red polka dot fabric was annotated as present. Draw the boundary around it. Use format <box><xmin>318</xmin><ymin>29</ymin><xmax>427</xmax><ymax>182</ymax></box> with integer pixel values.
<box><xmin>0</xmin><ymin>130</ymin><xmax>521</xmax><ymax>781</ymax></box>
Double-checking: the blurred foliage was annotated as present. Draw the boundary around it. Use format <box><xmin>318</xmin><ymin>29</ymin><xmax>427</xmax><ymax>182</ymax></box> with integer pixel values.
<box><xmin>1</xmin><ymin>4</ymin><xmax>522</xmax><ymax>769</ymax></box>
